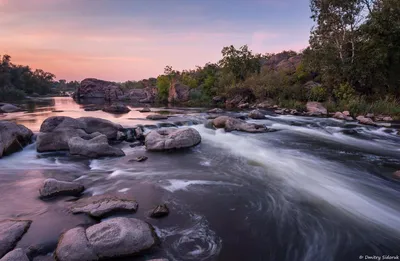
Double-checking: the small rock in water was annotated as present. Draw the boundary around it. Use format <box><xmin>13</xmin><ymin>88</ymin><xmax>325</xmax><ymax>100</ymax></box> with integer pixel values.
<box><xmin>356</xmin><ymin>116</ymin><xmax>376</xmax><ymax>126</ymax></box>
<box><xmin>0</xmin><ymin>220</ymin><xmax>32</xmax><ymax>258</ymax></box>
<box><xmin>145</xmin><ymin>128</ymin><xmax>201</xmax><ymax>151</ymax></box>
<box><xmin>383</xmin><ymin>116</ymin><xmax>393</xmax><ymax>122</ymax></box>
<box><xmin>139</xmin><ymin>107</ymin><xmax>151</xmax><ymax>113</ymax></box>
<box><xmin>207</xmin><ymin>108</ymin><xmax>224</xmax><ymax>114</ymax></box>
<box><xmin>146</xmin><ymin>114</ymin><xmax>168</xmax><ymax>120</ymax></box>
<box><xmin>71</xmin><ymin>195</ymin><xmax>139</xmax><ymax>218</ymax></box>
<box><xmin>102</xmin><ymin>104</ymin><xmax>130</xmax><ymax>114</ymax></box>
<box><xmin>0</xmin><ymin>248</ymin><xmax>29</xmax><ymax>261</ymax></box>
<box><xmin>150</xmin><ymin>204</ymin><xmax>169</xmax><ymax>218</ymax></box>
<box><xmin>248</xmin><ymin>109</ymin><xmax>265</xmax><ymax>119</ymax></box>
<box><xmin>0</xmin><ymin>104</ymin><xmax>21</xmax><ymax>113</ymax></box>
<box><xmin>130</xmin><ymin>156</ymin><xmax>148</xmax><ymax>162</ymax></box>
<box><xmin>39</xmin><ymin>178</ymin><xmax>84</xmax><ymax>199</ymax></box>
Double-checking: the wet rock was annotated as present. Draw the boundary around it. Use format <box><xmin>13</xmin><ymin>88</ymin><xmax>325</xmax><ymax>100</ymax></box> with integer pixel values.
<box><xmin>333</xmin><ymin>112</ymin><xmax>345</xmax><ymax>120</ymax></box>
<box><xmin>343</xmin><ymin>111</ymin><xmax>350</xmax><ymax>117</ymax></box>
<box><xmin>56</xmin><ymin>227</ymin><xmax>98</xmax><ymax>261</ymax></box>
<box><xmin>0</xmin><ymin>220</ymin><xmax>32</xmax><ymax>258</ymax></box>
<box><xmin>290</xmin><ymin>109</ymin><xmax>299</xmax><ymax>115</ymax></box>
<box><xmin>36</xmin><ymin>129</ymin><xmax>100</xmax><ymax>152</ymax></box>
<box><xmin>383</xmin><ymin>116</ymin><xmax>393</xmax><ymax>122</ymax></box>
<box><xmin>0</xmin><ymin>104</ymin><xmax>21</xmax><ymax>113</ymax></box>
<box><xmin>306</xmin><ymin>102</ymin><xmax>327</xmax><ymax>116</ymax></box>
<box><xmin>275</xmin><ymin>109</ymin><xmax>284</xmax><ymax>114</ymax></box>
<box><xmin>248</xmin><ymin>109</ymin><xmax>265</xmax><ymax>119</ymax></box>
<box><xmin>356</xmin><ymin>116</ymin><xmax>376</xmax><ymax>126</ymax></box>
<box><xmin>207</xmin><ymin>108</ymin><xmax>223</xmax><ymax>114</ymax></box>
<box><xmin>128</xmin><ymin>87</ymin><xmax>158</xmax><ymax>103</ymax></box>
<box><xmin>0</xmin><ymin>121</ymin><xmax>33</xmax><ymax>158</ymax></box>
<box><xmin>102</xmin><ymin>104</ymin><xmax>130</xmax><ymax>114</ymax></box>
<box><xmin>85</xmin><ymin>218</ymin><xmax>156</xmax><ymax>259</ymax></box>
<box><xmin>212</xmin><ymin>96</ymin><xmax>224</xmax><ymax>103</ymax></box>
<box><xmin>139</xmin><ymin>107</ymin><xmax>151</xmax><ymax>113</ymax></box>
<box><xmin>71</xmin><ymin>195</ymin><xmax>138</xmax><ymax>218</ymax></box>
<box><xmin>204</xmin><ymin>119</ymin><xmax>215</xmax><ymax>130</ymax></box>
<box><xmin>212</xmin><ymin>116</ymin><xmax>267</xmax><ymax>133</ymax></box>
<box><xmin>84</xmin><ymin>106</ymin><xmax>101</xmax><ymax>112</ymax></box>
<box><xmin>145</xmin><ymin>128</ymin><xmax>201</xmax><ymax>151</ymax></box>
<box><xmin>225</xmin><ymin>93</ymin><xmax>254</xmax><ymax>109</ymax></box>
<box><xmin>68</xmin><ymin>135</ymin><xmax>125</xmax><ymax>158</ymax></box>
<box><xmin>39</xmin><ymin>178</ymin><xmax>84</xmax><ymax>198</ymax></box>
<box><xmin>146</xmin><ymin>114</ymin><xmax>168</xmax><ymax>120</ymax></box>
<box><xmin>129</xmin><ymin>156</ymin><xmax>148</xmax><ymax>162</ymax></box>
<box><xmin>0</xmin><ymin>248</ymin><xmax>29</xmax><ymax>261</ymax></box>
<box><xmin>149</xmin><ymin>204</ymin><xmax>169</xmax><ymax>218</ymax></box>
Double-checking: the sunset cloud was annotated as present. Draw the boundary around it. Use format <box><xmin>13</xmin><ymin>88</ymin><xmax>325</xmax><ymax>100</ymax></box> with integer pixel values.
<box><xmin>0</xmin><ymin>0</ymin><xmax>311</xmax><ymax>81</ymax></box>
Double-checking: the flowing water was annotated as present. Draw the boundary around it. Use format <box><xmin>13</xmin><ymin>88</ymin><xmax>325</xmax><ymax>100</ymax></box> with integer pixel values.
<box><xmin>1</xmin><ymin>97</ymin><xmax>400</xmax><ymax>261</ymax></box>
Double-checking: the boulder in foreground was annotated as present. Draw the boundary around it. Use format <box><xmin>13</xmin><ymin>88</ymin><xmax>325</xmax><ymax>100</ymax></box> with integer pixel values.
<box><xmin>0</xmin><ymin>220</ymin><xmax>32</xmax><ymax>258</ymax></box>
<box><xmin>56</xmin><ymin>217</ymin><xmax>157</xmax><ymax>261</ymax></box>
<box><xmin>68</xmin><ymin>135</ymin><xmax>125</xmax><ymax>158</ymax></box>
<box><xmin>39</xmin><ymin>178</ymin><xmax>84</xmax><ymax>198</ymax></box>
<box><xmin>0</xmin><ymin>248</ymin><xmax>29</xmax><ymax>261</ymax></box>
<box><xmin>0</xmin><ymin>121</ymin><xmax>33</xmax><ymax>158</ymax></box>
<box><xmin>71</xmin><ymin>195</ymin><xmax>138</xmax><ymax>218</ymax></box>
<box><xmin>145</xmin><ymin>128</ymin><xmax>201</xmax><ymax>151</ymax></box>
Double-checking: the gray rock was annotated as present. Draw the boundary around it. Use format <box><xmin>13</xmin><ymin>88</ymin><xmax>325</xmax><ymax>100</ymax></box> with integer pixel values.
<box><xmin>212</xmin><ymin>116</ymin><xmax>267</xmax><ymax>133</ymax></box>
<box><xmin>39</xmin><ymin>178</ymin><xmax>84</xmax><ymax>198</ymax></box>
<box><xmin>0</xmin><ymin>248</ymin><xmax>29</xmax><ymax>261</ymax></box>
<box><xmin>68</xmin><ymin>135</ymin><xmax>125</xmax><ymax>158</ymax></box>
<box><xmin>139</xmin><ymin>107</ymin><xmax>151</xmax><ymax>113</ymax></box>
<box><xmin>306</xmin><ymin>102</ymin><xmax>327</xmax><ymax>116</ymax></box>
<box><xmin>0</xmin><ymin>121</ymin><xmax>33</xmax><ymax>158</ymax></box>
<box><xmin>207</xmin><ymin>108</ymin><xmax>223</xmax><ymax>114</ymax></box>
<box><xmin>71</xmin><ymin>195</ymin><xmax>138</xmax><ymax>218</ymax></box>
<box><xmin>145</xmin><ymin>128</ymin><xmax>201</xmax><ymax>151</ymax></box>
<box><xmin>248</xmin><ymin>109</ymin><xmax>265</xmax><ymax>119</ymax></box>
<box><xmin>256</xmin><ymin>100</ymin><xmax>273</xmax><ymax>109</ymax></box>
<box><xmin>146</xmin><ymin>114</ymin><xmax>168</xmax><ymax>120</ymax></box>
<box><xmin>0</xmin><ymin>220</ymin><xmax>32</xmax><ymax>258</ymax></box>
<box><xmin>40</xmin><ymin>116</ymin><xmax>83</xmax><ymax>133</ymax></box>
<box><xmin>333</xmin><ymin>112</ymin><xmax>345</xmax><ymax>120</ymax></box>
<box><xmin>342</xmin><ymin>111</ymin><xmax>350</xmax><ymax>117</ymax></box>
<box><xmin>56</xmin><ymin>227</ymin><xmax>98</xmax><ymax>261</ymax></box>
<box><xmin>86</xmin><ymin>218</ymin><xmax>157</xmax><ymax>259</ymax></box>
<box><xmin>129</xmin><ymin>141</ymin><xmax>143</xmax><ymax>148</ymax></box>
<box><xmin>0</xmin><ymin>104</ymin><xmax>21</xmax><ymax>113</ymax></box>
<box><xmin>149</xmin><ymin>204</ymin><xmax>169</xmax><ymax>218</ymax></box>
<box><xmin>36</xmin><ymin>129</ymin><xmax>99</xmax><ymax>152</ymax></box>
<box><xmin>204</xmin><ymin>119</ymin><xmax>215</xmax><ymax>130</ymax></box>
<box><xmin>102</xmin><ymin>104</ymin><xmax>131</xmax><ymax>114</ymax></box>
<box><xmin>356</xmin><ymin>116</ymin><xmax>376</xmax><ymax>126</ymax></box>
<box><xmin>129</xmin><ymin>156</ymin><xmax>148</xmax><ymax>162</ymax></box>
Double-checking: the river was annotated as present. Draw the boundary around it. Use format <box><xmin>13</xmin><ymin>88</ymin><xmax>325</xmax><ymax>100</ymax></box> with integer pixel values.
<box><xmin>1</xmin><ymin>97</ymin><xmax>400</xmax><ymax>261</ymax></box>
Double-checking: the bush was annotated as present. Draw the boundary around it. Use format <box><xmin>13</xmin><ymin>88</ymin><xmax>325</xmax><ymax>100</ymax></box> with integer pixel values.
<box><xmin>0</xmin><ymin>87</ymin><xmax>26</xmax><ymax>101</ymax></box>
<box><xmin>333</xmin><ymin>83</ymin><xmax>356</xmax><ymax>101</ymax></box>
<box><xmin>308</xmin><ymin>85</ymin><xmax>328</xmax><ymax>102</ymax></box>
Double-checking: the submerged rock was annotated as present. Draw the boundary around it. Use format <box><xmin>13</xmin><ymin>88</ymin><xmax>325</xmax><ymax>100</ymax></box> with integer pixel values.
<box><xmin>248</xmin><ymin>109</ymin><xmax>265</xmax><ymax>119</ymax></box>
<box><xmin>146</xmin><ymin>114</ymin><xmax>168</xmax><ymax>120</ymax></box>
<box><xmin>68</xmin><ymin>135</ymin><xmax>125</xmax><ymax>158</ymax></box>
<box><xmin>356</xmin><ymin>116</ymin><xmax>376</xmax><ymax>126</ymax></box>
<box><xmin>39</xmin><ymin>178</ymin><xmax>84</xmax><ymax>198</ymax></box>
<box><xmin>212</xmin><ymin>116</ymin><xmax>267</xmax><ymax>133</ymax></box>
<box><xmin>0</xmin><ymin>121</ymin><xmax>33</xmax><ymax>158</ymax></box>
<box><xmin>102</xmin><ymin>104</ymin><xmax>130</xmax><ymax>114</ymax></box>
<box><xmin>149</xmin><ymin>204</ymin><xmax>169</xmax><ymax>218</ymax></box>
<box><xmin>56</xmin><ymin>218</ymin><xmax>158</xmax><ymax>261</ymax></box>
<box><xmin>0</xmin><ymin>220</ymin><xmax>32</xmax><ymax>258</ymax></box>
<box><xmin>145</xmin><ymin>128</ymin><xmax>201</xmax><ymax>151</ymax></box>
<box><xmin>306</xmin><ymin>102</ymin><xmax>327</xmax><ymax>116</ymax></box>
<box><xmin>71</xmin><ymin>195</ymin><xmax>138</xmax><ymax>218</ymax></box>
<box><xmin>0</xmin><ymin>248</ymin><xmax>29</xmax><ymax>261</ymax></box>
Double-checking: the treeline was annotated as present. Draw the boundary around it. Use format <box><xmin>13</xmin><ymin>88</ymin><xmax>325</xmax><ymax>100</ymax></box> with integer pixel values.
<box><xmin>0</xmin><ymin>54</ymin><xmax>78</xmax><ymax>101</ymax></box>
<box><xmin>150</xmin><ymin>0</ymin><xmax>400</xmax><ymax>115</ymax></box>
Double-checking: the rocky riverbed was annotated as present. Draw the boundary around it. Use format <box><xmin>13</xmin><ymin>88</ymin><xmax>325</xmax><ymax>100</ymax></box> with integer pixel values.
<box><xmin>0</xmin><ymin>97</ymin><xmax>400</xmax><ymax>261</ymax></box>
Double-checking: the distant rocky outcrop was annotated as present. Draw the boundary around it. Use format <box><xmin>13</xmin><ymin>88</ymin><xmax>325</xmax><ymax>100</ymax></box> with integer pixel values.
<box><xmin>168</xmin><ymin>82</ymin><xmax>191</xmax><ymax>103</ymax></box>
<box><xmin>76</xmin><ymin>78</ymin><xmax>124</xmax><ymax>101</ymax></box>
<box><xmin>0</xmin><ymin>121</ymin><xmax>33</xmax><ymax>158</ymax></box>
<box><xmin>261</xmin><ymin>52</ymin><xmax>302</xmax><ymax>74</ymax></box>
<box><xmin>128</xmin><ymin>87</ymin><xmax>158</xmax><ymax>103</ymax></box>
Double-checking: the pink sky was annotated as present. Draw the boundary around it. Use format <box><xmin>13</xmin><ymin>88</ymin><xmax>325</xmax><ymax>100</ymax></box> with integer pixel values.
<box><xmin>0</xmin><ymin>0</ymin><xmax>311</xmax><ymax>81</ymax></box>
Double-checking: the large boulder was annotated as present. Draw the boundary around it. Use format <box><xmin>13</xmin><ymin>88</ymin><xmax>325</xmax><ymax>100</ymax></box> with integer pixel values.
<box><xmin>128</xmin><ymin>87</ymin><xmax>157</xmax><ymax>103</ymax></box>
<box><xmin>76</xmin><ymin>78</ymin><xmax>124</xmax><ymax>101</ymax></box>
<box><xmin>77</xmin><ymin>117</ymin><xmax>124</xmax><ymax>140</ymax></box>
<box><xmin>56</xmin><ymin>218</ymin><xmax>157</xmax><ymax>261</ymax></box>
<box><xmin>0</xmin><ymin>121</ymin><xmax>33</xmax><ymax>158</ymax></box>
<box><xmin>212</xmin><ymin>116</ymin><xmax>267</xmax><ymax>133</ymax></box>
<box><xmin>306</xmin><ymin>102</ymin><xmax>327</xmax><ymax>116</ymax></box>
<box><xmin>36</xmin><ymin>129</ymin><xmax>99</xmax><ymax>152</ymax></box>
<box><xmin>0</xmin><ymin>220</ymin><xmax>32</xmax><ymax>258</ymax></box>
<box><xmin>0</xmin><ymin>104</ymin><xmax>21</xmax><ymax>113</ymax></box>
<box><xmin>39</xmin><ymin>178</ymin><xmax>84</xmax><ymax>198</ymax></box>
<box><xmin>68</xmin><ymin>135</ymin><xmax>125</xmax><ymax>158</ymax></box>
<box><xmin>168</xmin><ymin>83</ymin><xmax>190</xmax><ymax>103</ymax></box>
<box><xmin>145</xmin><ymin>128</ymin><xmax>201</xmax><ymax>151</ymax></box>
<box><xmin>71</xmin><ymin>195</ymin><xmax>138</xmax><ymax>218</ymax></box>
<box><xmin>0</xmin><ymin>249</ymin><xmax>29</xmax><ymax>261</ymax></box>
<box><xmin>39</xmin><ymin>116</ymin><xmax>83</xmax><ymax>133</ymax></box>
<box><xmin>248</xmin><ymin>109</ymin><xmax>265</xmax><ymax>119</ymax></box>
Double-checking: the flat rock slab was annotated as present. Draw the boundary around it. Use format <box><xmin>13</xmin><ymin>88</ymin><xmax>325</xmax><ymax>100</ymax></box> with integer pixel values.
<box><xmin>56</xmin><ymin>218</ymin><xmax>157</xmax><ymax>261</ymax></box>
<box><xmin>39</xmin><ymin>178</ymin><xmax>84</xmax><ymax>198</ymax></box>
<box><xmin>0</xmin><ymin>220</ymin><xmax>32</xmax><ymax>258</ymax></box>
<box><xmin>0</xmin><ymin>249</ymin><xmax>29</xmax><ymax>261</ymax></box>
<box><xmin>71</xmin><ymin>195</ymin><xmax>138</xmax><ymax>218</ymax></box>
